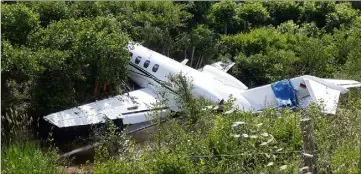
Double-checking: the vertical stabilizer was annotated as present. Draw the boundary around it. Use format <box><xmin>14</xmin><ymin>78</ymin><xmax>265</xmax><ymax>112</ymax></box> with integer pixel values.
<box><xmin>304</xmin><ymin>79</ymin><xmax>341</xmax><ymax>114</ymax></box>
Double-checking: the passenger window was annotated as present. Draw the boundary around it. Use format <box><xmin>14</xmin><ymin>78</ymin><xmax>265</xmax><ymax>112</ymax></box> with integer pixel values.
<box><xmin>135</xmin><ymin>56</ymin><xmax>141</xmax><ymax>64</ymax></box>
<box><xmin>144</xmin><ymin>60</ymin><xmax>150</xmax><ymax>68</ymax></box>
<box><xmin>152</xmin><ymin>64</ymin><xmax>159</xmax><ymax>72</ymax></box>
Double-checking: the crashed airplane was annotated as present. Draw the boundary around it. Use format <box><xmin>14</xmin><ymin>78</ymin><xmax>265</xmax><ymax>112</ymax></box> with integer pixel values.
<box><xmin>44</xmin><ymin>42</ymin><xmax>361</xmax><ymax>128</ymax></box>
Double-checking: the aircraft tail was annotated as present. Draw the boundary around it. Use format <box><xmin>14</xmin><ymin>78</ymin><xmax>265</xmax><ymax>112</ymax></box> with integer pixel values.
<box><xmin>291</xmin><ymin>76</ymin><xmax>360</xmax><ymax>114</ymax></box>
<box><xmin>239</xmin><ymin>76</ymin><xmax>361</xmax><ymax>115</ymax></box>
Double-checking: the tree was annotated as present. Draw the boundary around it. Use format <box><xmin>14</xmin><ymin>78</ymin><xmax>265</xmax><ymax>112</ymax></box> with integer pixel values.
<box><xmin>28</xmin><ymin>1</ymin><xmax>70</xmax><ymax>26</ymax></box>
<box><xmin>277</xmin><ymin>20</ymin><xmax>300</xmax><ymax>34</ymax></box>
<box><xmin>185</xmin><ymin>1</ymin><xmax>213</xmax><ymax>28</ymax></box>
<box><xmin>325</xmin><ymin>2</ymin><xmax>360</xmax><ymax>31</ymax></box>
<box><xmin>97</xmin><ymin>1</ymin><xmax>130</xmax><ymax>17</ymax></box>
<box><xmin>217</xmin><ymin>27</ymin><xmax>290</xmax><ymax>58</ymax></box>
<box><xmin>68</xmin><ymin>1</ymin><xmax>103</xmax><ymax>19</ymax></box>
<box><xmin>1</xmin><ymin>40</ymin><xmax>39</xmax><ymax>115</ymax></box>
<box><xmin>344</xmin><ymin>46</ymin><xmax>361</xmax><ymax>81</ymax></box>
<box><xmin>29</xmin><ymin>49</ymin><xmax>73</xmax><ymax>115</ymax></box>
<box><xmin>327</xmin><ymin>28</ymin><xmax>361</xmax><ymax>66</ymax></box>
<box><xmin>237</xmin><ymin>2</ymin><xmax>270</xmax><ymax>29</ymax></box>
<box><xmin>263</xmin><ymin>2</ymin><xmax>302</xmax><ymax>26</ymax></box>
<box><xmin>207</xmin><ymin>1</ymin><xmax>241</xmax><ymax>34</ymax></box>
<box><xmin>299</xmin><ymin>2</ymin><xmax>336</xmax><ymax>28</ymax></box>
<box><xmin>189</xmin><ymin>25</ymin><xmax>218</xmax><ymax>68</ymax></box>
<box><xmin>1</xmin><ymin>3</ymin><xmax>40</xmax><ymax>45</ymax></box>
<box><xmin>116</xmin><ymin>2</ymin><xmax>191</xmax><ymax>56</ymax></box>
<box><xmin>294</xmin><ymin>37</ymin><xmax>336</xmax><ymax>77</ymax></box>
<box><xmin>28</xmin><ymin>17</ymin><xmax>130</xmax><ymax>115</ymax></box>
<box><xmin>232</xmin><ymin>49</ymin><xmax>298</xmax><ymax>87</ymax></box>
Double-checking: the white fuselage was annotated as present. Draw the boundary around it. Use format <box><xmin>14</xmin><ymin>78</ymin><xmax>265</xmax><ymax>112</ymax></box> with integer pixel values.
<box><xmin>127</xmin><ymin>43</ymin><xmax>253</xmax><ymax>111</ymax></box>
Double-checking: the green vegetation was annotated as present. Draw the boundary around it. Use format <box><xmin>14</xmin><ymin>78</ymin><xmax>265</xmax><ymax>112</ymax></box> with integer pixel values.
<box><xmin>2</xmin><ymin>1</ymin><xmax>361</xmax><ymax>173</ymax></box>
<box><xmin>1</xmin><ymin>138</ymin><xmax>62</xmax><ymax>174</ymax></box>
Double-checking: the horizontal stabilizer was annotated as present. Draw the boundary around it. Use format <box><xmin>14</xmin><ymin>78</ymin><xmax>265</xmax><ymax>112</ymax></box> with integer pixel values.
<box><xmin>322</xmin><ymin>79</ymin><xmax>361</xmax><ymax>89</ymax></box>
<box><xmin>301</xmin><ymin>75</ymin><xmax>349</xmax><ymax>94</ymax></box>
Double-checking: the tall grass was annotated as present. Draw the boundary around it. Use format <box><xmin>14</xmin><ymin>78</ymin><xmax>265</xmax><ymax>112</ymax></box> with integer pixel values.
<box><xmin>310</xmin><ymin>92</ymin><xmax>361</xmax><ymax>173</ymax></box>
<box><xmin>1</xmin><ymin>137</ymin><xmax>63</xmax><ymax>174</ymax></box>
<box><xmin>1</xmin><ymin>108</ymin><xmax>64</xmax><ymax>174</ymax></box>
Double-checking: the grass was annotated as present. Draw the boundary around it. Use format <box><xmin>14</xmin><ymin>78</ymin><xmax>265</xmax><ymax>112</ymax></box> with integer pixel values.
<box><xmin>1</xmin><ymin>137</ymin><xmax>63</xmax><ymax>174</ymax></box>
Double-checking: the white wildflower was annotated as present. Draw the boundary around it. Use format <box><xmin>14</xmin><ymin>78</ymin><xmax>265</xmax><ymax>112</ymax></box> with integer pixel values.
<box><xmin>250</xmin><ymin>135</ymin><xmax>258</xmax><ymax>139</ymax></box>
<box><xmin>261</xmin><ymin>133</ymin><xmax>269</xmax><ymax>137</ymax></box>
<box><xmin>303</xmin><ymin>153</ymin><xmax>313</xmax><ymax>158</ymax></box>
<box><xmin>260</xmin><ymin>142</ymin><xmax>268</xmax><ymax>146</ymax></box>
<box><xmin>224</xmin><ymin>109</ymin><xmax>235</xmax><ymax>114</ymax></box>
<box><xmin>266</xmin><ymin>162</ymin><xmax>274</xmax><ymax>167</ymax></box>
<box><xmin>231</xmin><ymin>134</ymin><xmax>240</xmax><ymax>138</ymax></box>
<box><xmin>261</xmin><ymin>138</ymin><xmax>273</xmax><ymax>146</ymax></box>
<box><xmin>232</xmin><ymin>121</ymin><xmax>245</xmax><ymax>127</ymax></box>
<box><xmin>266</xmin><ymin>137</ymin><xmax>274</xmax><ymax>144</ymax></box>
<box><xmin>202</xmin><ymin>106</ymin><xmax>213</xmax><ymax>111</ymax></box>
<box><xmin>242</xmin><ymin>134</ymin><xmax>249</xmax><ymax>138</ymax></box>
<box><xmin>279</xmin><ymin>165</ymin><xmax>288</xmax><ymax>171</ymax></box>
<box><xmin>299</xmin><ymin>166</ymin><xmax>309</xmax><ymax>173</ymax></box>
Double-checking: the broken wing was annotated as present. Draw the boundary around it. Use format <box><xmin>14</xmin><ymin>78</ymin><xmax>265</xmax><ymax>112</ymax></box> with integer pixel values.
<box><xmin>44</xmin><ymin>87</ymin><xmax>167</xmax><ymax>128</ymax></box>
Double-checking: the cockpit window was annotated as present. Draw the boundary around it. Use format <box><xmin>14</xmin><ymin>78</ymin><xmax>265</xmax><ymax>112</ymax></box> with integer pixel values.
<box><xmin>152</xmin><ymin>64</ymin><xmax>159</xmax><ymax>72</ymax></box>
<box><xmin>135</xmin><ymin>56</ymin><xmax>141</xmax><ymax>64</ymax></box>
<box><xmin>144</xmin><ymin>60</ymin><xmax>150</xmax><ymax>68</ymax></box>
